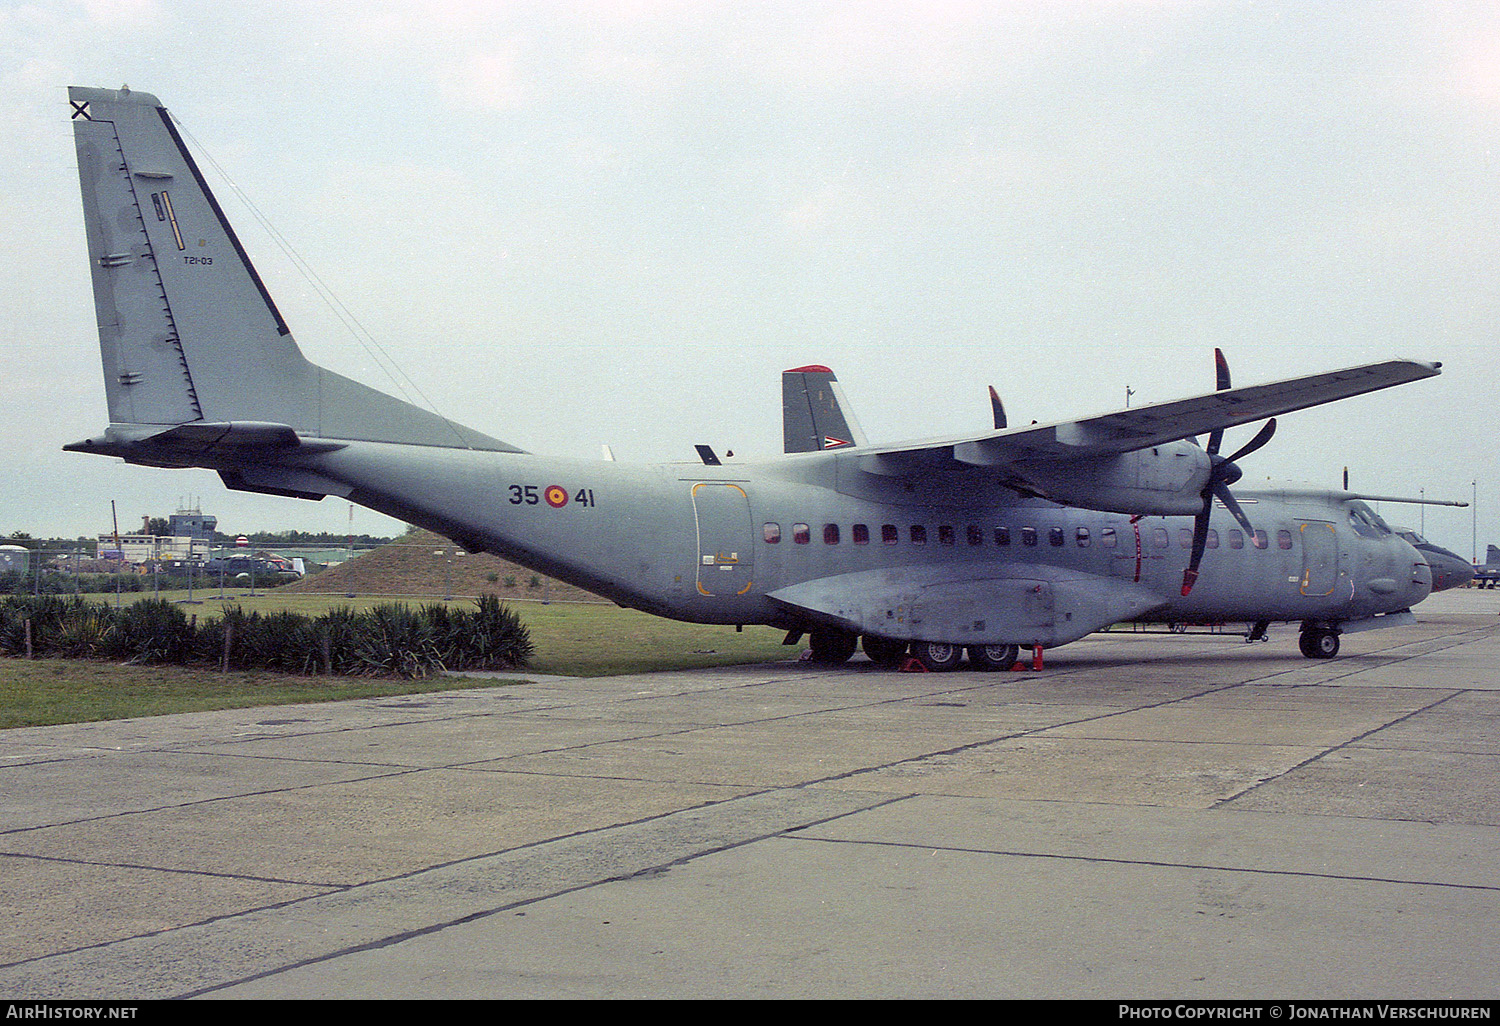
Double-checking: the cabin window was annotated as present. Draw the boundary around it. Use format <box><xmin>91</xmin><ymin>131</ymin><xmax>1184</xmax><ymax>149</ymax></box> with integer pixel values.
<box><xmin>1100</xmin><ymin>527</ymin><xmax>1117</xmax><ymax>548</ymax></box>
<box><xmin>853</xmin><ymin>524</ymin><xmax>870</xmax><ymax>545</ymax></box>
<box><xmin>823</xmin><ymin>524</ymin><xmax>840</xmax><ymax>545</ymax></box>
<box><xmin>1227</xmin><ymin>529</ymin><xmax>1244</xmax><ymax>549</ymax></box>
<box><xmin>1278</xmin><ymin>529</ymin><xmax>1293</xmax><ymax>550</ymax></box>
<box><xmin>793</xmin><ymin>523</ymin><xmax>810</xmax><ymax>545</ymax></box>
<box><xmin>1152</xmin><ymin>527</ymin><xmax>1169</xmax><ymax>549</ymax></box>
<box><xmin>1076</xmin><ymin>528</ymin><xmax>1091</xmax><ymax>547</ymax></box>
<box><xmin>938</xmin><ymin>525</ymin><xmax>955</xmax><ymax>546</ymax></box>
<box><xmin>1049</xmin><ymin>527</ymin><xmax>1064</xmax><ymax>547</ymax></box>
<box><xmin>1207</xmin><ymin>530</ymin><xmax>1218</xmax><ymax>549</ymax></box>
<box><xmin>967</xmin><ymin>525</ymin><xmax>983</xmax><ymax>546</ymax></box>
<box><xmin>910</xmin><ymin>525</ymin><xmax>927</xmax><ymax>545</ymax></box>
<box><xmin>763</xmin><ymin>523</ymin><xmax>781</xmax><ymax>544</ymax></box>
<box><xmin>1021</xmin><ymin>527</ymin><xmax>1037</xmax><ymax>547</ymax></box>
<box><xmin>882</xmin><ymin>524</ymin><xmax>899</xmax><ymax>545</ymax></box>
<box><xmin>1179</xmin><ymin>528</ymin><xmax>1194</xmax><ymax>549</ymax></box>
<box><xmin>995</xmin><ymin>527</ymin><xmax>1011</xmax><ymax>546</ymax></box>
<box><xmin>1252</xmin><ymin>530</ymin><xmax>1268</xmax><ymax>549</ymax></box>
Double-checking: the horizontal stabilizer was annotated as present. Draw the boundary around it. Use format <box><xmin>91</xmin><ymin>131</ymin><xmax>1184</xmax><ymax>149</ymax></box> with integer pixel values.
<box><xmin>64</xmin><ymin>421</ymin><xmax>346</xmax><ymax>465</ymax></box>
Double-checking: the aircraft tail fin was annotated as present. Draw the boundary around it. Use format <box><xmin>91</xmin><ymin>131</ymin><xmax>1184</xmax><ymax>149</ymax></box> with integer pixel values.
<box><xmin>68</xmin><ymin>86</ymin><xmax>515</xmax><ymax>453</ymax></box>
<box><xmin>1488</xmin><ymin>544</ymin><xmax>1500</xmax><ymax>567</ymax></box>
<box><xmin>782</xmin><ymin>365</ymin><xmax>868</xmax><ymax>453</ymax></box>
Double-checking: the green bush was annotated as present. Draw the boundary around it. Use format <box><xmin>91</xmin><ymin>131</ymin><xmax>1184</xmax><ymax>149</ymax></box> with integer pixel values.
<box><xmin>351</xmin><ymin>603</ymin><xmax>441</xmax><ymax>678</ymax></box>
<box><xmin>102</xmin><ymin>599</ymin><xmax>194</xmax><ymax>664</ymax></box>
<box><xmin>455</xmin><ymin>593</ymin><xmax>534</xmax><ymax>670</ymax></box>
<box><xmin>0</xmin><ymin>594</ymin><xmax>530</xmax><ymax>678</ymax></box>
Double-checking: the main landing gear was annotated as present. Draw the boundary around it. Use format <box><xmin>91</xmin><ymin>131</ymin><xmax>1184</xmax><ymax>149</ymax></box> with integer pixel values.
<box><xmin>802</xmin><ymin>629</ymin><xmax>1023</xmax><ymax>672</ymax></box>
<box><xmin>906</xmin><ymin>640</ymin><xmax>1023</xmax><ymax>672</ymax></box>
<box><xmin>965</xmin><ymin>643</ymin><xmax>1021</xmax><ymax>671</ymax></box>
<box><xmin>806</xmin><ymin>629</ymin><xmax>859</xmax><ymax>664</ymax></box>
<box><xmin>1298</xmin><ymin>625</ymin><xmax>1340</xmax><ymax>659</ymax></box>
<box><xmin>861</xmin><ymin>634</ymin><xmax>909</xmax><ymax>667</ymax></box>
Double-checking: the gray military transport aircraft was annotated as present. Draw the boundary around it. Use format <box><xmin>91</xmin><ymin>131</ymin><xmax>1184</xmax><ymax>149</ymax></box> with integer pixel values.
<box><xmin>65</xmin><ymin>85</ymin><xmax>1452</xmax><ymax>670</ymax></box>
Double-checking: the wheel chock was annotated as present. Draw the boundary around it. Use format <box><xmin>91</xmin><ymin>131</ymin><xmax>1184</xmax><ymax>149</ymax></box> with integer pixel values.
<box><xmin>899</xmin><ymin>657</ymin><xmax>929</xmax><ymax>673</ymax></box>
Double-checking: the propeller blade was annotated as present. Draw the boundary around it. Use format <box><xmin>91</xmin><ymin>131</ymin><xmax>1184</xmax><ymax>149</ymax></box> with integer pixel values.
<box><xmin>988</xmin><ymin>385</ymin><xmax>1007</xmax><ymax>430</ymax></box>
<box><xmin>1214</xmin><ymin>347</ymin><xmax>1231</xmax><ymax>391</ymax></box>
<box><xmin>1207</xmin><ymin>348</ymin><xmax>1231</xmax><ymax>455</ymax></box>
<box><xmin>1185</xmin><ymin>355</ymin><xmax>1270</xmax><ymax>595</ymax></box>
<box><xmin>1214</xmin><ymin>481</ymin><xmax>1256</xmax><ymax>536</ymax></box>
<box><xmin>1181</xmin><ymin>504</ymin><xmax>1212</xmax><ymax>596</ymax></box>
<box><xmin>1226</xmin><ymin>416</ymin><xmax>1277</xmax><ymax>464</ymax></box>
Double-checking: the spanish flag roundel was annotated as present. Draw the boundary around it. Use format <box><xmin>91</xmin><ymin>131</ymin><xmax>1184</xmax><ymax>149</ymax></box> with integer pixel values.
<box><xmin>544</xmin><ymin>485</ymin><xmax>569</xmax><ymax>508</ymax></box>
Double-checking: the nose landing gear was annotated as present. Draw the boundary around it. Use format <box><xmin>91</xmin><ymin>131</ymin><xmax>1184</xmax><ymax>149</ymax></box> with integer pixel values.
<box><xmin>1298</xmin><ymin>625</ymin><xmax>1340</xmax><ymax>659</ymax></box>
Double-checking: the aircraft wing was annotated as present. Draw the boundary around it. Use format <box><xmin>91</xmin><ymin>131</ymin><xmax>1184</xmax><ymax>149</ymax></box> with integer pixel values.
<box><xmin>855</xmin><ymin>358</ymin><xmax>1440</xmax><ymax>475</ymax></box>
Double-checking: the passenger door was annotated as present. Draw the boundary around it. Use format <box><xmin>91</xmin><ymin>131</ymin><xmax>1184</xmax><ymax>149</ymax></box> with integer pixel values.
<box><xmin>691</xmin><ymin>483</ymin><xmax>754</xmax><ymax>597</ymax></box>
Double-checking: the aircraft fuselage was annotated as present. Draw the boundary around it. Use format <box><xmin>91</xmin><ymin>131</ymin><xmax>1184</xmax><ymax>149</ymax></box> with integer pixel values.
<box><xmin>267</xmin><ymin>441</ymin><xmax>1430</xmax><ymax>649</ymax></box>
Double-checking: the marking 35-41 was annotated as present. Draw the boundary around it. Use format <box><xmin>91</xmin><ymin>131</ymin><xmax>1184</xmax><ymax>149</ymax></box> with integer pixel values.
<box><xmin>508</xmin><ymin>485</ymin><xmax>596</xmax><ymax>508</ymax></box>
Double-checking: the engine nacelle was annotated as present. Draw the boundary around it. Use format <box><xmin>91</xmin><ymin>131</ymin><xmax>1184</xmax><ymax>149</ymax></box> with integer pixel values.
<box><xmin>1009</xmin><ymin>439</ymin><xmax>1212</xmax><ymax>516</ymax></box>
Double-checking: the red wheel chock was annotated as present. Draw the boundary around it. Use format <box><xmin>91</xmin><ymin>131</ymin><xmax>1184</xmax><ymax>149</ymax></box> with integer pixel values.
<box><xmin>1009</xmin><ymin>645</ymin><xmax>1045</xmax><ymax>671</ymax></box>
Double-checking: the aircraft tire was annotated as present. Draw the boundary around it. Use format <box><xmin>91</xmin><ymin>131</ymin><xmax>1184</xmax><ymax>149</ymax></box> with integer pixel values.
<box><xmin>967</xmin><ymin>644</ymin><xmax>1019</xmax><ymax>671</ymax></box>
<box><xmin>862</xmin><ymin>635</ymin><xmax>908</xmax><ymax>666</ymax></box>
<box><xmin>808</xmin><ymin>629</ymin><xmax>858</xmax><ymax>664</ymax></box>
<box><xmin>913</xmin><ymin>641</ymin><xmax>964</xmax><ymax>672</ymax></box>
<box><xmin>1299</xmin><ymin>628</ymin><xmax>1340</xmax><ymax>659</ymax></box>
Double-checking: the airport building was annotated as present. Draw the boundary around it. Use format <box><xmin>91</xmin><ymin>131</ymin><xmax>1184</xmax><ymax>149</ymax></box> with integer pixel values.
<box><xmin>97</xmin><ymin>506</ymin><xmax>217</xmax><ymax>565</ymax></box>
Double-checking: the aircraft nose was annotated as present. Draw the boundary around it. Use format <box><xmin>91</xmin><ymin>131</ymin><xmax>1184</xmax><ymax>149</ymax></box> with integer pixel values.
<box><xmin>1422</xmin><ymin>546</ymin><xmax>1475</xmax><ymax>592</ymax></box>
<box><xmin>1408</xmin><ymin>558</ymin><xmax>1434</xmax><ymax>604</ymax></box>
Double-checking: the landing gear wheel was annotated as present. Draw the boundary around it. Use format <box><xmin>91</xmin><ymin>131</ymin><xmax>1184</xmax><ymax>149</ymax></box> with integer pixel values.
<box><xmin>967</xmin><ymin>644</ymin><xmax>1019</xmax><ymax>671</ymax></box>
<box><xmin>1299</xmin><ymin>628</ymin><xmax>1340</xmax><ymax>659</ymax></box>
<box><xmin>862</xmin><ymin>635</ymin><xmax>908</xmax><ymax>666</ymax></box>
<box><xmin>808</xmin><ymin>629</ymin><xmax>858</xmax><ymax>664</ymax></box>
<box><xmin>912</xmin><ymin>641</ymin><xmax>964</xmax><ymax>672</ymax></box>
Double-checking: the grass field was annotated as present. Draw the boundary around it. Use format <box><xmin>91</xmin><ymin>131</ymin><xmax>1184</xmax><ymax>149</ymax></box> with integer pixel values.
<box><xmin>0</xmin><ymin>592</ymin><xmax>794</xmax><ymax>728</ymax></box>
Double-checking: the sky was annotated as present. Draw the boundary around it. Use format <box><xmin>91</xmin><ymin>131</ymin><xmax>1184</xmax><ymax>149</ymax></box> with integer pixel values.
<box><xmin>2</xmin><ymin>0</ymin><xmax>1496</xmax><ymax>557</ymax></box>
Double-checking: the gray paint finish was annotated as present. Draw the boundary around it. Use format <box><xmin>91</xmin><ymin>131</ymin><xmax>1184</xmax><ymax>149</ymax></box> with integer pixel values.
<box><xmin>64</xmin><ymin>86</ymin><xmax>1449</xmax><ymax>660</ymax></box>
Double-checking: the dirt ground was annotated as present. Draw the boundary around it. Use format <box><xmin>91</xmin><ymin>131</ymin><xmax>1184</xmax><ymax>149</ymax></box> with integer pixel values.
<box><xmin>278</xmin><ymin>528</ymin><xmax>606</xmax><ymax>602</ymax></box>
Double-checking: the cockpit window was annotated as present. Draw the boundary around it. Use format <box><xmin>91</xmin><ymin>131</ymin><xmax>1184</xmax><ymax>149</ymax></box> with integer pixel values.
<box><xmin>1347</xmin><ymin>501</ymin><xmax>1392</xmax><ymax>538</ymax></box>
